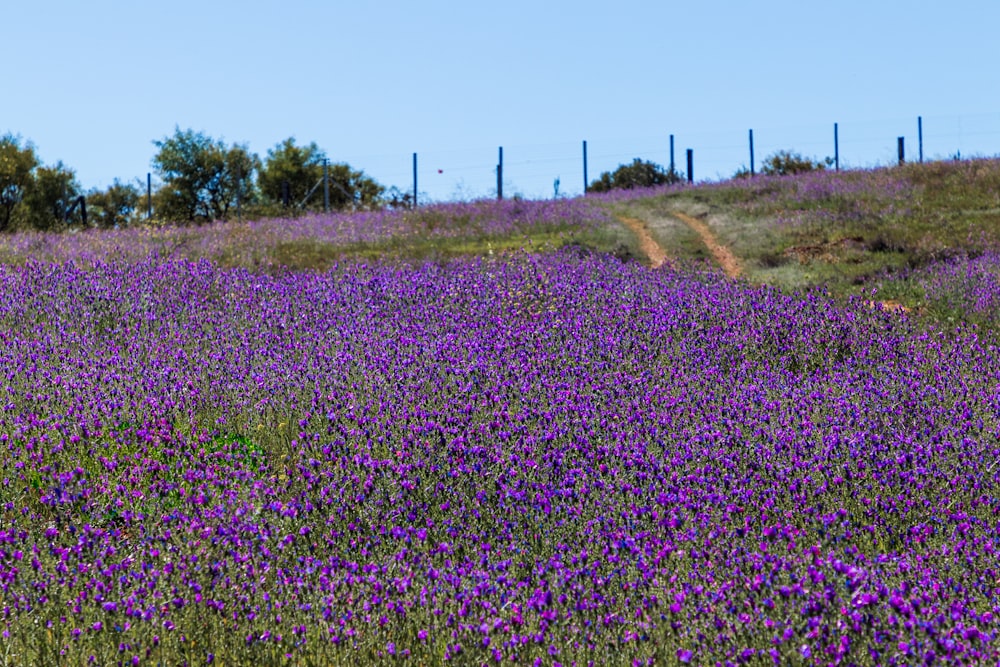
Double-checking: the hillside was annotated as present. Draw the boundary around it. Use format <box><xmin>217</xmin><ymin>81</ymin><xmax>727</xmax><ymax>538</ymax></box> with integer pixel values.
<box><xmin>612</xmin><ymin>158</ymin><xmax>1000</xmax><ymax>326</ymax></box>
<box><xmin>1</xmin><ymin>160</ymin><xmax>1000</xmax><ymax>665</ymax></box>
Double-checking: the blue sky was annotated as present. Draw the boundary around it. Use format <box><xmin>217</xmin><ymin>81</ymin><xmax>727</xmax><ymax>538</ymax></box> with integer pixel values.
<box><xmin>4</xmin><ymin>1</ymin><xmax>1000</xmax><ymax>202</ymax></box>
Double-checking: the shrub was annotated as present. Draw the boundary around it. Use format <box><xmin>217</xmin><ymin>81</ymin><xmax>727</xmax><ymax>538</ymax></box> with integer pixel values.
<box><xmin>760</xmin><ymin>150</ymin><xmax>830</xmax><ymax>176</ymax></box>
<box><xmin>588</xmin><ymin>158</ymin><xmax>682</xmax><ymax>192</ymax></box>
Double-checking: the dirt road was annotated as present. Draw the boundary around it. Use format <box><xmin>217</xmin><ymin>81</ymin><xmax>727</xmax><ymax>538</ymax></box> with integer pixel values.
<box><xmin>617</xmin><ymin>211</ymin><xmax>741</xmax><ymax>278</ymax></box>
<box><xmin>669</xmin><ymin>211</ymin><xmax>742</xmax><ymax>279</ymax></box>
<box><xmin>616</xmin><ymin>216</ymin><xmax>669</xmax><ymax>268</ymax></box>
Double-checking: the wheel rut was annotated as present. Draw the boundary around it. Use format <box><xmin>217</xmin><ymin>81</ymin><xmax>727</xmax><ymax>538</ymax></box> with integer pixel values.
<box><xmin>669</xmin><ymin>210</ymin><xmax>742</xmax><ymax>279</ymax></box>
<box><xmin>617</xmin><ymin>210</ymin><xmax>742</xmax><ymax>279</ymax></box>
<box><xmin>616</xmin><ymin>215</ymin><xmax>669</xmax><ymax>269</ymax></box>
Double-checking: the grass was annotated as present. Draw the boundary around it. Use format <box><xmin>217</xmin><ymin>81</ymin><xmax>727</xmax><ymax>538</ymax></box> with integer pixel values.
<box><xmin>4</xmin><ymin>167</ymin><xmax>1000</xmax><ymax>664</ymax></box>
<box><xmin>613</xmin><ymin>159</ymin><xmax>1000</xmax><ymax>307</ymax></box>
<box><xmin>256</xmin><ymin>226</ymin><xmax>628</xmax><ymax>271</ymax></box>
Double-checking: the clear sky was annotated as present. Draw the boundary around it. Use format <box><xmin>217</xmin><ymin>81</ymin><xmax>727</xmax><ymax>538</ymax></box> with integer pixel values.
<box><xmin>4</xmin><ymin>1</ymin><xmax>1000</xmax><ymax>202</ymax></box>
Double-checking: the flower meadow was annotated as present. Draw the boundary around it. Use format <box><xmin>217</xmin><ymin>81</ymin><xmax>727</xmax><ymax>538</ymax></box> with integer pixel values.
<box><xmin>0</xmin><ymin>198</ymin><xmax>610</xmax><ymax>268</ymax></box>
<box><xmin>1</xmin><ymin>248</ymin><xmax>999</xmax><ymax>666</ymax></box>
<box><xmin>903</xmin><ymin>252</ymin><xmax>1000</xmax><ymax>327</ymax></box>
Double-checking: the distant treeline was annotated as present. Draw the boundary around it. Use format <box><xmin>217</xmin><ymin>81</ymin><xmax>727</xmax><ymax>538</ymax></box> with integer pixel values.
<box><xmin>0</xmin><ymin>128</ymin><xmax>416</xmax><ymax>232</ymax></box>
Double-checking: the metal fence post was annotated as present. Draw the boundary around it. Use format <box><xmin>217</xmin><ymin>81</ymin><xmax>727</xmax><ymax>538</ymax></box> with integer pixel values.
<box><xmin>834</xmin><ymin>123</ymin><xmax>840</xmax><ymax>172</ymax></box>
<box><xmin>918</xmin><ymin>117</ymin><xmax>924</xmax><ymax>163</ymax></box>
<box><xmin>497</xmin><ymin>146</ymin><xmax>503</xmax><ymax>200</ymax></box>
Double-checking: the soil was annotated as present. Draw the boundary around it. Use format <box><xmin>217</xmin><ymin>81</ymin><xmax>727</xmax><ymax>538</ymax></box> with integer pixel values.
<box><xmin>615</xmin><ymin>216</ymin><xmax>669</xmax><ymax>268</ymax></box>
<box><xmin>620</xmin><ymin>208</ymin><xmax>911</xmax><ymax>317</ymax></box>
<box><xmin>669</xmin><ymin>211</ymin><xmax>742</xmax><ymax>279</ymax></box>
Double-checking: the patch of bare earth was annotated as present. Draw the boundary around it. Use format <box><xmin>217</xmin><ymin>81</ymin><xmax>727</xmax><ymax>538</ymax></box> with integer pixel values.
<box><xmin>616</xmin><ymin>215</ymin><xmax>669</xmax><ymax>268</ymax></box>
<box><xmin>670</xmin><ymin>211</ymin><xmax>742</xmax><ymax>279</ymax></box>
<box><xmin>864</xmin><ymin>300</ymin><xmax>913</xmax><ymax>314</ymax></box>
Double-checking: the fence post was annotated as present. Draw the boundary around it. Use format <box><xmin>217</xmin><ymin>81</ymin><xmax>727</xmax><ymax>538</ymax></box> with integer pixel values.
<box><xmin>147</xmin><ymin>173</ymin><xmax>152</xmax><ymax>219</ymax></box>
<box><xmin>412</xmin><ymin>153</ymin><xmax>418</xmax><ymax>207</ymax></box>
<box><xmin>686</xmin><ymin>149</ymin><xmax>693</xmax><ymax>183</ymax></box>
<box><xmin>582</xmin><ymin>140</ymin><xmax>588</xmax><ymax>194</ymax></box>
<box><xmin>236</xmin><ymin>163</ymin><xmax>242</xmax><ymax>222</ymax></box>
<box><xmin>669</xmin><ymin>134</ymin><xmax>675</xmax><ymax>175</ymax></box>
<box><xmin>497</xmin><ymin>146</ymin><xmax>503</xmax><ymax>200</ymax></box>
<box><xmin>749</xmin><ymin>129</ymin><xmax>755</xmax><ymax>176</ymax></box>
<box><xmin>323</xmin><ymin>159</ymin><xmax>330</xmax><ymax>212</ymax></box>
<box><xmin>898</xmin><ymin>137</ymin><xmax>905</xmax><ymax>165</ymax></box>
<box><xmin>918</xmin><ymin>116</ymin><xmax>923</xmax><ymax>163</ymax></box>
<box><xmin>834</xmin><ymin>123</ymin><xmax>840</xmax><ymax>172</ymax></box>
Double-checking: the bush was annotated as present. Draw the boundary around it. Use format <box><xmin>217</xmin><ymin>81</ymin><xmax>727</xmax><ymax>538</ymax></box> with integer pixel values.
<box><xmin>760</xmin><ymin>150</ymin><xmax>830</xmax><ymax>176</ymax></box>
<box><xmin>588</xmin><ymin>158</ymin><xmax>682</xmax><ymax>193</ymax></box>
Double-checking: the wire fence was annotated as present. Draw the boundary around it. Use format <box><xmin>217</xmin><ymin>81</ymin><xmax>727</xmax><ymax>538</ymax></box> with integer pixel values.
<box><xmin>329</xmin><ymin>111</ymin><xmax>1000</xmax><ymax>204</ymax></box>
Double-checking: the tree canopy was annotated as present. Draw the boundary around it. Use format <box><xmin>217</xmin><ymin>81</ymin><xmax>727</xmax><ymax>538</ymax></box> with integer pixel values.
<box><xmin>152</xmin><ymin>127</ymin><xmax>259</xmax><ymax>223</ymax></box>
<box><xmin>256</xmin><ymin>138</ymin><xmax>385</xmax><ymax>212</ymax></box>
<box><xmin>1</xmin><ymin>128</ymin><xmax>392</xmax><ymax>231</ymax></box>
<box><xmin>21</xmin><ymin>162</ymin><xmax>83</xmax><ymax>230</ymax></box>
<box><xmin>258</xmin><ymin>138</ymin><xmax>327</xmax><ymax>209</ymax></box>
<box><xmin>87</xmin><ymin>179</ymin><xmax>142</xmax><ymax>228</ymax></box>
<box><xmin>0</xmin><ymin>134</ymin><xmax>40</xmax><ymax>232</ymax></box>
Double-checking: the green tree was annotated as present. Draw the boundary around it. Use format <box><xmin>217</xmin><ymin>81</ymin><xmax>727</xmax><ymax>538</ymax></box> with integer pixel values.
<box><xmin>21</xmin><ymin>161</ymin><xmax>83</xmax><ymax>230</ymax></box>
<box><xmin>326</xmin><ymin>162</ymin><xmax>384</xmax><ymax>211</ymax></box>
<box><xmin>152</xmin><ymin>127</ymin><xmax>258</xmax><ymax>223</ymax></box>
<box><xmin>258</xmin><ymin>138</ymin><xmax>326</xmax><ymax>209</ymax></box>
<box><xmin>588</xmin><ymin>158</ymin><xmax>682</xmax><ymax>193</ymax></box>
<box><xmin>0</xmin><ymin>134</ymin><xmax>39</xmax><ymax>232</ymax></box>
<box><xmin>258</xmin><ymin>138</ymin><xmax>385</xmax><ymax>212</ymax></box>
<box><xmin>87</xmin><ymin>179</ymin><xmax>142</xmax><ymax>228</ymax></box>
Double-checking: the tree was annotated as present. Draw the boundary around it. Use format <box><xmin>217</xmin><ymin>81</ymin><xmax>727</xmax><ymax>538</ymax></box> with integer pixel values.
<box><xmin>326</xmin><ymin>162</ymin><xmax>384</xmax><ymax>210</ymax></box>
<box><xmin>588</xmin><ymin>158</ymin><xmax>682</xmax><ymax>193</ymax></box>
<box><xmin>152</xmin><ymin>127</ymin><xmax>258</xmax><ymax>223</ymax></box>
<box><xmin>21</xmin><ymin>161</ymin><xmax>83</xmax><ymax>230</ymax></box>
<box><xmin>258</xmin><ymin>138</ymin><xmax>326</xmax><ymax>209</ymax></box>
<box><xmin>87</xmin><ymin>179</ymin><xmax>142</xmax><ymax>228</ymax></box>
<box><xmin>258</xmin><ymin>137</ymin><xmax>385</xmax><ymax>213</ymax></box>
<box><xmin>0</xmin><ymin>134</ymin><xmax>39</xmax><ymax>232</ymax></box>
<box><xmin>760</xmin><ymin>150</ymin><xmax>830</xmax><ymax>176</ymax></box>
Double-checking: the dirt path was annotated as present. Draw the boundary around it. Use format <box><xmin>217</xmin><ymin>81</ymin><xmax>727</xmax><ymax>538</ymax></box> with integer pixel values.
<box><xmin>670</xmin><ymin>211</ymin><xmax>742</xmax><ymax>279</ymax></box>
<box><xmin>619</xmin><ymin>209</ymin><xmax>910</xmax><ymax>315</ymax></box>
<box><xmin>616</xmin><ymin>216</ymin><xmax>669</xmax><ymax>268</ymax></box>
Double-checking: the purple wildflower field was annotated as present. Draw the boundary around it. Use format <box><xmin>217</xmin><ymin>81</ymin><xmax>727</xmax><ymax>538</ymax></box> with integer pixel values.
<box><xmin>0</xmin><ymin>198</ymin><xmax>610</xmax><ymax>267</ymax></box>
<box><xmin>907</xmin><ymin>252</ymin><xmax>1000</xmax><ymax>326</ymax></box>
<box><xmin>1</xmin><ymin>202</ymin><xmax>999</xmax><ymax>664</ymax></box>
